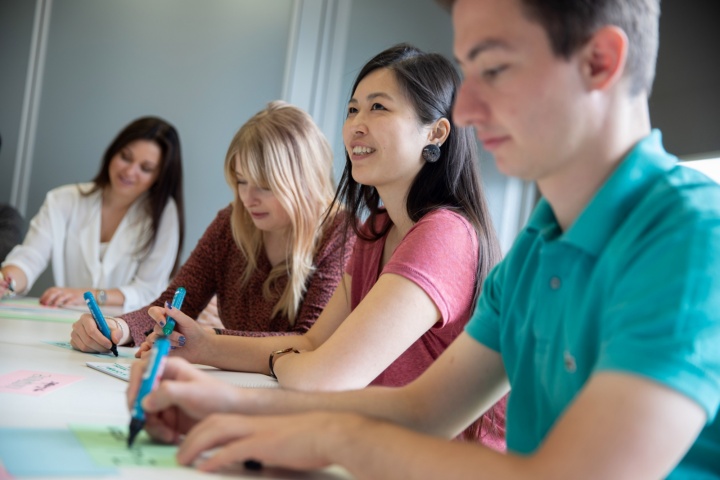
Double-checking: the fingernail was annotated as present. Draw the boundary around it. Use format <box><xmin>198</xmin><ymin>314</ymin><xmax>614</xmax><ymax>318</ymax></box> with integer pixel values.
<box><xmin>159</xmin><ymin>320</ymin><xmax>166</xmax><ymax>327</ymax></box>
<box><xmin>165</xmin><ymin>301</ymin><xmax>172</xmax><ymax>309</ymax></box>
<box><xmin>178</xmin><ymin>336</ymin><xmax>186</xmax><ymax>346</ymax></box>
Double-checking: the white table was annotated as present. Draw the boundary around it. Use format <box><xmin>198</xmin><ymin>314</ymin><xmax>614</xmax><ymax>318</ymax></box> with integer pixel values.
<box><xmin>0</xmin><ymin>306</ymin><xmax>352</xmax><ymax>480</ymax></box>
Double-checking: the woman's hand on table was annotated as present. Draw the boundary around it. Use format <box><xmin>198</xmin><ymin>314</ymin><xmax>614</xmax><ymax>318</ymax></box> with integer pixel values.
<box><xmin>70</xmin><ymin>313</ymin><xmax>125</xmax><ymax>352</ymax></box>
<box><xmin>39</xmin><ymin>286</ymin><xmax>85</xmax><ymax>307</ymax></box>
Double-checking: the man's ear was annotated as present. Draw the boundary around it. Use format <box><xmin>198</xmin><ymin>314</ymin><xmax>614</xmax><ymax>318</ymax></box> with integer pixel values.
<box><xmin>428</xmin><ymin>117</ymin><xmax>451</xmax><ymax>145</ymax></box>
<box><xmin>580</xmin><ymin>25</ymin><xmax>628</xmax><ymax>91</ymax></box>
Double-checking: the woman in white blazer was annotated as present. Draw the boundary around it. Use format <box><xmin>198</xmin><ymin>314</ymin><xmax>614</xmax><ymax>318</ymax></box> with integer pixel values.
<box><xmin>0</xmin><ymin>117</ymin><xmax>185</xmax><ymax>312</ymax></box>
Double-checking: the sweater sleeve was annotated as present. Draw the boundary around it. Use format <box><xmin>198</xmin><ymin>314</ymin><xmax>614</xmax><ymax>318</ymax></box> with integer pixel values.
<box><xmin>120</xmin><ymin>206</ymin><xmax>232</xmax><ymax>345</ymax></box>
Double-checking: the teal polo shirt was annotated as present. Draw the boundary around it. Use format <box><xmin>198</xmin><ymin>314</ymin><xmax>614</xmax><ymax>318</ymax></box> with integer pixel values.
<box><xmin>467</xmin><ymin>131</ymin><xmax>720</xmax><ymax>478</ymax></box>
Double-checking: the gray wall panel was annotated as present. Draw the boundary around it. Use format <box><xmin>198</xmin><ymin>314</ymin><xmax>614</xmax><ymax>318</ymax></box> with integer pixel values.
<box><xmin>0</xmin><ymin>0</ymin><xmax>36</xmax><ymax>203</ymax></box>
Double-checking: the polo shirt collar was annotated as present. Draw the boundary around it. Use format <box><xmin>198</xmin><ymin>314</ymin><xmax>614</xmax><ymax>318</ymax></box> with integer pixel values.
<box><xmin>526</xmin><ymin>130</ymin><xmax>677</xmax><ymax>255</ymax></box>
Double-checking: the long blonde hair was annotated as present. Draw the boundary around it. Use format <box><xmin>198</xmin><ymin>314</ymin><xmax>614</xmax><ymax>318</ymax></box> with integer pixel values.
<box><xmin>224</xmin><ymin>101</ymin><xmax>336</xmax><ymax>324</ymax></box>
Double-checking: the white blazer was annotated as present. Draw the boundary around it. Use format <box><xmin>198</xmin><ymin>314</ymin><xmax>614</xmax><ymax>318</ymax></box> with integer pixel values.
<box><xmin>2</xmin><ymin>183</ymin><xmax>179</xmax><ymax>312</ymax></box>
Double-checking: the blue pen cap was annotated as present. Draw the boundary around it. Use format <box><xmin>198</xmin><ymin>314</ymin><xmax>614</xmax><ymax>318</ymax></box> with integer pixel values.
<box><xmin>162</xmin><ymin>287</ymin><xmax>186</xmax><ymax>337</ymax></box>
<box><xmin>171</xmin><ymin>287</ymin><xmax>186</xmax><ymax>308</ymax></box>
<box><xmin>83</xmin><ymin>291</ymin><xmax>112</xmax><ymax>339</ymax></box>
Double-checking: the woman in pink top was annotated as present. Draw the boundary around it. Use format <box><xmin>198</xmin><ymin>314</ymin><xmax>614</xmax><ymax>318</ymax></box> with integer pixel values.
<box><xmin>134</xmin><ymin>44</ymin><xmax>505</xmax><ymax>450</ymax></box>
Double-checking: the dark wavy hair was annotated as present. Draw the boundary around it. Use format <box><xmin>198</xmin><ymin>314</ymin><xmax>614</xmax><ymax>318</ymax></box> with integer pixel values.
<box><xmin>83</xmin><ymin>116</ymin><xmax>185</xmax><ymax>275</ymax></box>
<box><xmin>330</xmin><ymin>43</ymin><xmax>501</xmax><ymax>302</ymax></box>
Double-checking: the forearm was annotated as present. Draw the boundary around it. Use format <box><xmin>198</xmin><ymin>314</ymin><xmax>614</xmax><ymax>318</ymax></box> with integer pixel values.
<box><xmin>199</xmin><ymin>334</ymin><xmax>316</xmax><ymax>374</ymax></box>
<box><xmin>94</xmin><ymin>288</ymin><xmax>125</xmax><ymax>307</ymax></box>
<box><xmin>234</xmin><ymin>383</ymin><xmax>437</xmax><ymax>438</ymax></box>
<box><xmin>272</xmin><ymin>348</ymin><xmax>364</xmax><ymax>391</ymax></box>
<box><xmin>323</xmin><ymin>415</ymin><xmax>530</xmax><ymax>480</ymax></box>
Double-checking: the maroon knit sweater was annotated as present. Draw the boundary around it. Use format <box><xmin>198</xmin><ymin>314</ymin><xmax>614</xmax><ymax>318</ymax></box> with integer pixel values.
<box><xmin>121</xmin><ymin>205</ymin><xmax>354</xmax><ymax>345</ymax></box>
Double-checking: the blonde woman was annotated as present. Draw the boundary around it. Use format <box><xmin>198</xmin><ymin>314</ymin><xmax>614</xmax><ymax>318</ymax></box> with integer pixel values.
<box><xmin>70</xmin><ymin>101</ymin><xmax>352</xmax><ymax>350</ymax></box>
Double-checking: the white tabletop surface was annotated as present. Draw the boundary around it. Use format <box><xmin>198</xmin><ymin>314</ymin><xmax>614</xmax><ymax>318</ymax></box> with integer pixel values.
<box><xmin>0</xmin><ymin>304</ymin><xmax>352</xmax><ymax>480</ymax></box>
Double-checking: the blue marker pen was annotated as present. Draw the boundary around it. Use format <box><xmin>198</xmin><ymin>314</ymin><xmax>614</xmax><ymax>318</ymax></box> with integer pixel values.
<box><xmin>162</xmin><ymin>287</ymin><xmax>186</xmax><ymax>336</ymax></box>
<box><xmin>83</xmin><ymin>291</ymin><xmax>118</xmax><ymax>357</ymax></box>
<box><xmin>127</xmin><ymin>336</ymin><xmax>171</xmax><ymax>447</ymax></box>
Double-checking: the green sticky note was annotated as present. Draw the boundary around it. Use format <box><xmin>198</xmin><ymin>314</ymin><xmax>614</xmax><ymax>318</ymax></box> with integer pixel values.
<box><xmin>70</xmin><ymin>424</ymin><xmax>178</xmax><ymax>467</ymax></box>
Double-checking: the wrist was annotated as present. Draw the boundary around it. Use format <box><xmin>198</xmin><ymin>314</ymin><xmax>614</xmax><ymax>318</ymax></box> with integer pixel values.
<box><xmin>318</xmin><ymin>413</ymin><xmax>369</xmax><ymax>468</ymax></box>
<box><xmin>268</xmin><ymin>347</ymin><xmax>300</xmax><ymax>378</ymax></box>
<box><xmin>97</xmin><ymin>289</ymin><xmax>107</xmax><ymax>305</ymax></box>
<box><xmin>0</xmin><ymin>270</ymin><xmax>17</xmax><ymax>297</ymax></box>
<box><xmin>110</xmin><ymin>317</ymin><xmax>130</xmax><ymax>345</ymax></box>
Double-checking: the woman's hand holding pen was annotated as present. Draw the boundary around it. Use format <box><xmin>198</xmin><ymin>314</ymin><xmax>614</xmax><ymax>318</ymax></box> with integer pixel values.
<box><xmin>70</xmin><ymin>313</ymin><xmax>125</xmax><ymax>353</ymax></box>
<box><xmin>0</xmin><ymin>266</ymin><xmax>24</xmax><ymax>298</ymax></box>
<box><xmin>126</xmin><ymin>357</ymin><xmax>241</xmax><ymax>444</ymax></box>
<box><xmin>0</xmin><ymin>274</ymin><xmax>12</xmax><ymax>298</ymax></box>
<box><xmin>136</xmin><ymin>304</ymin><xmax>214</xmax><ymax>362</ymax></box>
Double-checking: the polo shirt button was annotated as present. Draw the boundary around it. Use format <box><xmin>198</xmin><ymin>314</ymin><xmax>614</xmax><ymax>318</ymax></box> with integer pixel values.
<box><xmin>564</xmin><ymin>350</ymin><xmax>577</xmax><ymax>373</ymax></box>
<box><xmin>550</xmin><ymin>276</ymin><xmax>561</xmax><ymax>290</ymax></box>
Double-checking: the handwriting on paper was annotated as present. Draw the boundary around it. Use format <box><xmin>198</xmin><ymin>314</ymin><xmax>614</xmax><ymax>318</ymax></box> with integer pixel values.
<box><xmin>0</xmin><ymin>370</ymin><xmax>83</xmax><ymax>396</ymax></box>
<box><xmin>70</xmin><ymin>424</ymin><xmax>178</xmax><ymax>467</ymax></box>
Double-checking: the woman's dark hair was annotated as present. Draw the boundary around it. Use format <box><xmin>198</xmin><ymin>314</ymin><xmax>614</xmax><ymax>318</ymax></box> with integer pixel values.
<box><xmin>331</xmin><ymin>43</ymin><xmax>501</xmax><ymax>301</ymax></box>
<box><xmin>83</xmin><ymin>116</ymin><xmax>185</xmax><ymax>275</ymax></box>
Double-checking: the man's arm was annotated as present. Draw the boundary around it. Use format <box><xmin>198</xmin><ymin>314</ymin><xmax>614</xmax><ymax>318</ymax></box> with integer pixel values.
<box><xmin>134</xmin><ymin>333</ymin><xmax>509</xmax><ymax>441</ymax></box>
<box><xmin>181</xmin><ymin>370</ymin><xmax>706</xmax><ymax>479</ymax></box>
<box><xmin>327</xmin><ymin>372</ymin><xmax>706</xmax><ymax>479</ymax></box>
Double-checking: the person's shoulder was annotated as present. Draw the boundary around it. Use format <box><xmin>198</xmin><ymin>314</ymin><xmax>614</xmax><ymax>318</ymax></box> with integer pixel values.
<box><xmin>398</xmin><ymin>209</ymin><xmax>478</xmax><ymax>257</ymax></box>
<box><xmin>419</xmin><ymin>208</ymin><xmax>470</xmax><ymax>223</ymax></box>
<box><xmin>44</xmin><ymin>183</ymin><xmax>97</xmax><ymax>208</ymax></box>
<box><xmin>316</xmin><ymin>208</ymin><xmax>355</xmax><ymax>254</ymax></box>
<box><xmin>159</xmin><ymin>194</ymin><xmax>179</xmax><ymax>218</ymax></box>
<box><xmin>0</xmin><ymin>204</ymin><xmax>22</xmax><ymax>221</ymax></box>
<box><xmin>668</xmin><ymin>165</ymin><xmax>720</xmax><ymax>212</ymax></box>
<box><xmin>414</xmin><ymin>208</ymin><xmax>475</xmax><ymax>237</ymax></box>
<box><xmin>205</xmin><ymin>204</ymin><xmax>235</xmax><ymax>241</ymax></box>
<box><xmin>47</xmin><ymin>182</ymin><xmax>90</xmax><ymax>197</ymax></box>
<box><xmin>215</xmin><ymin>203</ymin><xmax>233</xmax><ymax>223</ymax></box>
<box><xmin>645</xmin><ymin>166</ymin><xmax>720</xmax><ymax>226</ymax></box>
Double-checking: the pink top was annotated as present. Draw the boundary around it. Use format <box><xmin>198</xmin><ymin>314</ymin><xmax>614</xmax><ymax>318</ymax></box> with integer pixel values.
<box><xmin>347</xmin><ymin>208</ymin><xmax>506</xmax><ymax>450</ymax></box>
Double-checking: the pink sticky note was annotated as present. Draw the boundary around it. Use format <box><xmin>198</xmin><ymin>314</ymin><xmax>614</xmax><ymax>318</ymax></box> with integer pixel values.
<box><xmin>0</xmin><ymin>370</ymin><xmax>83</xmax><ymax>396</ymax></box>
<box><xmin>0</xmin><ymin>463</ymin><xmax>14</xmax><ymax>479</ymax></box>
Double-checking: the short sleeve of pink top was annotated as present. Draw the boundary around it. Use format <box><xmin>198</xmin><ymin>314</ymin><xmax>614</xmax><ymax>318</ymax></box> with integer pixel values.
<box><xmin>346</xmin><ymin>209</ymin><xmax>479</xmax><ymax>387</ymax></box>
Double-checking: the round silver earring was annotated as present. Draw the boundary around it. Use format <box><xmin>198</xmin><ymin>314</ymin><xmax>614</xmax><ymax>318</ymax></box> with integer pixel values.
<box><xmin>422</xmin><ymin>144</ymin><xmax>441</xmax><ymax>163</ymax></box>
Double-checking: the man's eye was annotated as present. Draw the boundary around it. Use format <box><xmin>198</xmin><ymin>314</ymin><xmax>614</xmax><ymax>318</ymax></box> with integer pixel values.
<box><xmin>482</xmin><ymin>65</ymin><xmax>509</xmax><ymax>81</ymax></box>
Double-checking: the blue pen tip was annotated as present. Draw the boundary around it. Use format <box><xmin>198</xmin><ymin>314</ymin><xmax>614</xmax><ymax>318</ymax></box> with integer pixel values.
<box><xmin>127</xmin><ymin>418</ymin><xmax>144</xmax><ymax>448</ymax></box>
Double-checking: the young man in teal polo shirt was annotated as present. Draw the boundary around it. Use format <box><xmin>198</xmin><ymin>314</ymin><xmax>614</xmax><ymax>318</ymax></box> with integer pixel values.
<box><xmin>127</xmin><ymin>0</ymin><xmax>720</xmax><ymax>477</ymax></box>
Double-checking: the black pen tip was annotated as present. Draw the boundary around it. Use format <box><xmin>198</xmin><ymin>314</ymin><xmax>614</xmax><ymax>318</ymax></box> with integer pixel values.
<box><xmin>111</xmin><ymin>344</ymin><xmax>118</xmax><ymax>357</ymax></box>
<box><xmin>127</xmin><ymin>418</ymin><xmax>144</xmax><ymax>448</ymax></box>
